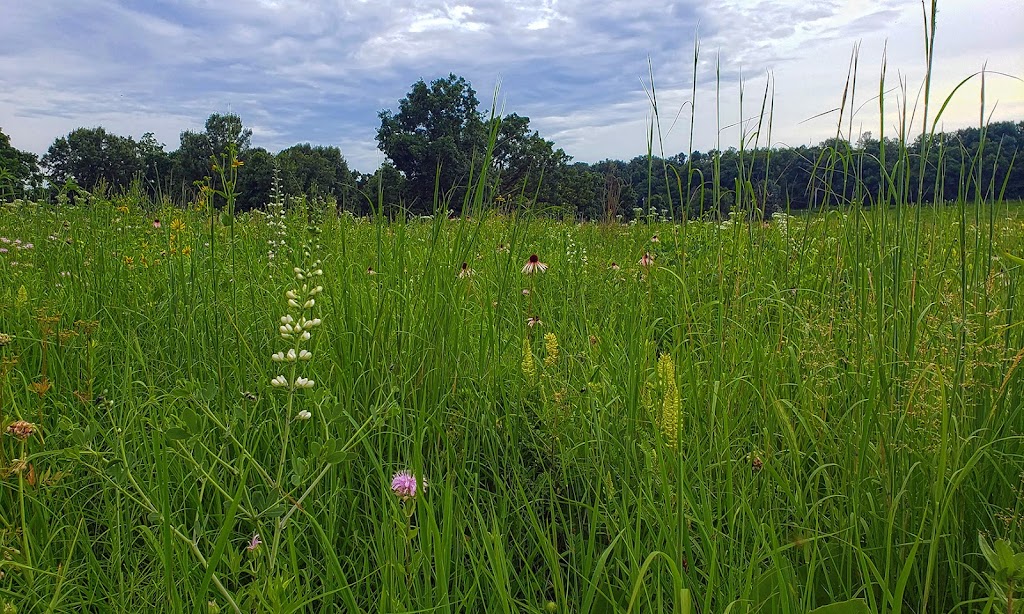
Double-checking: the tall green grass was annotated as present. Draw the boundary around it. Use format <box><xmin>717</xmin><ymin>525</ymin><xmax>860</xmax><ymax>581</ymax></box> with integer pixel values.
<box><xmin>1</xmin><ymin>2</ymin><xmax>1023</xmax><ymax>612</ymax></box>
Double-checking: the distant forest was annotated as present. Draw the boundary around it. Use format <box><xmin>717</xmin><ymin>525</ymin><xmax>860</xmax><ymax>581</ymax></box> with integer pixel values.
<box><xmin>1</xmin><ymin>74</ymin><xmax>1021</xmax><ymax>219</ymax></box>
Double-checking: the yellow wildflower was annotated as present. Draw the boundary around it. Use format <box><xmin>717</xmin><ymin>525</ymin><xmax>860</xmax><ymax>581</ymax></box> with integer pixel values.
<box><xmin>543</xmin><ymin>332</ymin><xmax>559</xmax><ymax>367</ymax></box>
<box><xmin>657</xmin><ymin>353</ymin><xmax>680</xmax><ymax>447</ymax></box>
<box><xmin>521</xmin><ymin>338</ymin><xmax>536</xmax><ymax>380</ymax></box>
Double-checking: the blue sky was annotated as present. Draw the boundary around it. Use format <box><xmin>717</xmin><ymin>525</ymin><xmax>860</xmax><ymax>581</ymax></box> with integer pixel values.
<box><xmin>1</xmin><ymin>0</ymin><xmax>1021</xmax><ymax>173</ymax></box>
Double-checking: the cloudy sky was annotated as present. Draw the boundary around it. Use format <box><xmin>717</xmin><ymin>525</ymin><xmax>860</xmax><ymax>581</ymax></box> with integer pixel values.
<box><xmin>1</xmin><ymin>0</ymin><xmax>1021</xmax><ymax>173</ymax></box>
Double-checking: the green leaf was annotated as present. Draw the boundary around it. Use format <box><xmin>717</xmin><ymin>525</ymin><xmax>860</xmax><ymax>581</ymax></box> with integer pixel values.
<box><xmin>808</xmin><ymin>598</ymin><xmax>872</xmax><ymax>614</ymax></box>
<box><xmin>165</xmin><ymin>427</ymin><xmax>189</xmax><ymax>441</ymax></box>
<box><xmin>324</xmin><ymin>450</ymin><xmax>351</xmax><ymax>465</ymax></box>
<box><xmin>201</xmin><ymin>381</ymin><xmax>217</xmax><ymax>403</ymax></box>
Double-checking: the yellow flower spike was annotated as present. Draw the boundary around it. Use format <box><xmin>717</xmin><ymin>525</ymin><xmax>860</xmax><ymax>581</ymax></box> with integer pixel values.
<box><xmin>657</xmin><ymin>353</ymin><xmax>680</xmax><ymax>448</ymax></box>
<box><xmin>543</xmin><ymin>332</ymin><xmax>559</xmax><ymax>367</ymax></box>
<box><xmin>521</xmin><ymin>338</ymin><xmax>537</xmax><ymax>380</ymax></box>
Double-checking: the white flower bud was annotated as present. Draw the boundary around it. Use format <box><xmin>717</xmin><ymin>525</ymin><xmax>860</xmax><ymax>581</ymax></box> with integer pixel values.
<box><xmin>298</xmin><ymin>349</ymin><xmax>312</xmax><ymax>360</ymax></box>
<box><xmin>293</xmin><ymin>267</ymin><xmax>303</xmax><ymax>275</ymax></box>
<box><xmin>286</xmin><ymin>290</ymin><xmax>298</xmax><ymax>300</ymax></box>
<box><xmin>280</xmin><ymin>315</ymin><xmax>294</xmax><ymax>325</ymax></box>
<box><xmin>300</xmin><ymin>331</ymin><xmax>311</xmax><ymax>341</ymax></box>
<box><xmin>310</xmin><ymin>286</ymin><xmax>323</xmax><ymax>296</ymax></box>
<box><xmin>271</xmin><ymin>375</ymin><xmax>288</xmax><ymax>387</ymax></box>
<box><xmin>303</xmin><ymin>299</ymin><xmax>315</xmax><ymax>308</ymax></box>
<box><xmin>296</xmin><ymin>409</ymin><xmax>312</xmax><ymax>420</ymax></box>
<box><xmin>294</xmin><ymin>377</ymin><xmax>314</xmax><ymax>389</ymax></box>
<box><xmin>296</xmin><ymin>273</ymin><xmax>305</xmax><ymax>280</ymax></box>
<box><xmin>271</xmin><ymin>352</ymin><xmax>285</xmax><ymax>362</ymax></box>
<box><xmin>310</xmin><ymin>318</ymin><xmax>322</xmax><ymax>327</ymax></box>
<box><xmin>279</xmin><ymin>325</ymin><xmax>291</xmax><ymax>335</ymax></box>
<box><xmin>288</xmin><ymin>299</ymin><xmax>299</xmax><ymax>308</ymax></box>
<box><xmin>313</xmin><ymin>269</ymin><xmax>323</xmax><ymax>276</ymax></box>
<box><xmin>286</xmin><ymin>348</ymin><xmax>297</xmax><ymax>361</ymax></box>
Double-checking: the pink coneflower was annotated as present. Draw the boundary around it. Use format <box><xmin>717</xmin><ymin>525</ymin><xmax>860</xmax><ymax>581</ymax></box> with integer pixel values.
<box><xmin>639</xmin><ymin>252</ymin><xmax>655</xmax><ymax>268</ymax></box>
<box><xmin>527</xmin><ymin>316</ymin><xmax>543</xmax><ymax>328</ymax></box>
<box><xmin>650</xmin><ymin>234</ymin><xmax>660</xmax><ymax>243</ymax></box>
<box><xmin>391</xmin><ymin>470</ymin><xmax>425</xmax><ymax>500</ymax></box>
<box><xmin>522</xmin><ymin>254</ymin><xmax>548</xmax><ymax>275</ymax></box>
<box><xmin>152</xmin><ymin>219</ymin><xmax>161</xmax><ymax>229</ymax></box>
<box><xmin>610</xmin><ymin>262</ymin><xmax>620</xmax><ymax>271</ymax></box>
<box><xmin>245</xmin><ymin>533</ymin><xmax>262</xmax><ymax>552</ymax></box>
<box><xmin>458</xmin><ymin>262</ymin><xmax>474</xmax><ymax>279</ymax></box>
<box><xmin>521</xmin><ymin>288</ymin><xmax>531</xmax><ymax>296</ymax></box>
<box><xmin>366</xmin><ymin>266</ymin><xmax>376</xmax><ymax>275</ymax></box>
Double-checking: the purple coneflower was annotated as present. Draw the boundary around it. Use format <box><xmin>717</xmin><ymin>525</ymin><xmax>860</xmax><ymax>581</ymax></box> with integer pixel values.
<box><xmin>391</xmin><ymin>470</ymin><xmax>425</xmax><ymax>500</ymax></box>
<box><xmin>610</xmin><ymin>262</ymin><xmax>620</xmax><ymax>271</ymax></box>
<box><xmin>639</xmin><ymin>252</ymin><xmax>655</xmax><ymax>268</ymax></box>
<box><xmin>366</xmin><ymin>266</ymin><xmax>376</xmax><ymax>275</ymax></box>
<box><xmin>527</xmin><ymin>316</ymin><xmax>543</xmax><ymax>328</ymax></box>
<box><xmin>650</xmin><ymin>234</ymin><xmax>660</xmax><ymax>243</ymax></box>
<box><xmin>458</xmin><ymin>262</ymin><xmax>474</xmax><ymax>278</ymax></box>
<box><xmin>522</xmin><ymin>254</ymin><xmax>548</xmax><ymax>275</ymax></box>
<box><xmin>152</xmin><ymin>219</ymin><xmax>161</xmax><ymax>229</ymax></box>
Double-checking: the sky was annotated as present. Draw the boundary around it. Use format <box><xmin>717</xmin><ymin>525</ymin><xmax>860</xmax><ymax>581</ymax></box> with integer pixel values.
<box><xmin>1</xmin><ymin>0</ymin><xmax>1021</xmax><ymax>174</ymax></box>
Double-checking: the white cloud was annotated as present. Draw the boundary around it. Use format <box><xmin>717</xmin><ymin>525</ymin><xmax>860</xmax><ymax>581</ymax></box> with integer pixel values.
<box><xmin>0</xmin><ymin>0</ymin><xmax>1019</xmax><ymax>172</ymax></box>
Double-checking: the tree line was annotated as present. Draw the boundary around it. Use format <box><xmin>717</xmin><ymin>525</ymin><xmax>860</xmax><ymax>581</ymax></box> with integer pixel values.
<box><xmin>1</xmin><ymin>73</ymin><xmax>1021</xmax><ymax>218</ymax></box>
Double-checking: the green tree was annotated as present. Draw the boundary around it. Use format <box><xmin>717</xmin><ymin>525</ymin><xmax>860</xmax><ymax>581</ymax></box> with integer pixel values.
<box><xmin>276</xmin><ymin>143</ymin><xmax>356</xmax><ymax>205</ymax></box>
<box><xmin>236</xmin><ymin>147</ymin><xmax>276</xmax><ymax>212</ymax></box>
<box><xmin>357</xmin><ymin>162</ymin><xmax>407</xmax><ymax>218</ymax></box>
<box><xmin>173</xmin><ymin>113</ymin><xmax>253</xmax><ymax>194</ymax></box>
<box><xmin>376</xmin><ymin>74</ymin><xmax>486</xmax><ymax>213</ymax></box>
<box><xmin>0</xmin><ymin>128</ymin><xmax>41</xmax><ymax>200</ymax></box>
<box><xmin>41</xmin><ymin>126</ymin><xmax>143</xmax><ymax>192</ymax></box>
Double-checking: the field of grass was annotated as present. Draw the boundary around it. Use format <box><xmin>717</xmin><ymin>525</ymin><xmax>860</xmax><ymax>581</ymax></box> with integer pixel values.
<box><xmin>0</xmin><ymin>190</ymin><xmax>1023</xmax><ymax>612</ymax></box>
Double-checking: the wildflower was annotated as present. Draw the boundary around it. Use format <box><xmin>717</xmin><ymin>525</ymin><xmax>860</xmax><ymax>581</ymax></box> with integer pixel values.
<box><xmin>610</xmin><ymin>262</ymin><xmax>620</xmax><ymax>271</ymax></box>
<box><xmin>270</xmin><ymin>375</ymin><xmax>288</xmax><ymax>387</ymax></box>
<box><xmin>522</xmin><ymin>288</ymin><xmax>530</xmax><ymax>296</ymax></box>
<box><xmin>650</xmin><ymin>234</ymin><xmax>660</xmax><ymax>243</ymax></box>
<box><xmin>366</xmin><ymin>266</ymin><xmax>376</xmax><ymax>275</ymax></box>
<box><xmin>152</xmin><ymin>219</ymin><xmax>161</xmax><ymax>229</ymax></box>
<box><xmin>0</xmin><ymin>333</ymin><xmax>11</xmax><ymax>347</ymax></box>
<box><xmin>497</xmin><ymin>243</ymin><xmax>509</xmax><ymax>253</ymax></box>
<box><xmin>296</xmin><ymin>409</ymin><xmax>312</xmax><ymax>420</ymax></box>
<box><xmin>181</xmin><ymin>245</ymin><xmax>192</xmax><ymax>256</ymax></box>
<box><xmin>657</xmin><ymin>353</ymin><xmax>680</xmax><ymax>447</ymax></box>
<box><xmin>294</xmin><ymin>376</ymin><xmax>314</xmax><ymax>389</ymax></box>
<box><xmin>245</xmin><ymin>533</ymin><xmax>262</xmax><ymax>552</ymax></box>
<box><xmin>522</xmin><ymin>254</ymin><xmax>548</xmax><ymax>274</ymax></box>
<box><xmin>750</xmin><ymin>453</ymin><xmax>764</xmax><ymax>472</ymax></box>
<box><xmin>391</xmin><ymin>470</ymin><xmax>425</xmax><ymax>500</ymax></box>
<box><xmin>0</xmin><ymin>248</ymin><xmax>6</xmax><ymax>254</ymax></box>
<box><xmin>232</xmin><ymin>159</ymin><xmax>244</xmax><ymax>168</ymax></box>
<box><xmin>170</xmin><ymin>219</ymin><xmax>186</xmax><ymax>232</ymax></box>
<box><xmin>521</xmin><ymin>338</ymin><xmax>537</xmax><ymax>379</ymax></box>
<box><xmin>527</xmin><ymin>316</ymin><xmax>543</xmax><ymax>327</ymax></box>
<box><xmin>458</xmin><ymin>262</ymin><xmax>474</xmax><ymax>279</ymax></box>
<box><xmin>5</xmin><ymin>420</ymin><xmax>35</xmax><ymax>440</ymax></box>
<box><xmin>639</xmin><ymin>252</ymin><xmax>654</xmax><ymax>268</ymax></box>
<box><xmin>30</xmin><ymin>378</ymin><xmax>51</xmax><ymax>398</ymax></box>
<box><xmin>543</xmin><ymin>332</ymin><xmax>559</xmax><ymax>367</ymax></box>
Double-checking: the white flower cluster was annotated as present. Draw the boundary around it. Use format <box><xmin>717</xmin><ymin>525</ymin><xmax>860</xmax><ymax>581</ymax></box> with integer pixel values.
<box><xmin>270</xmin><ymin>262</ymin><xmax>323</xmax><ymax>398</ymax></box>
<box><xmin>266</xmin><ymin>168</ymin><xmax>288</xmax><ymax>261</ymax></box>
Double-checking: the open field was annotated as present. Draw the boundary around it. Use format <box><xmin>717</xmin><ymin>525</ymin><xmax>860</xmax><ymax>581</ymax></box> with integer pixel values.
<box><xmin>1</xmin><ymin>196</ymin><xmax>1023</xmax><ymax>612</ymax></box>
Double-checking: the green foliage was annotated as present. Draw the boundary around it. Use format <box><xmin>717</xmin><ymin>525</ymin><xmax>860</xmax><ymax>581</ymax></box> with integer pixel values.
<box><xmin>0</xmin><ymin>129</ymin><xmax>40</xmax><ymax>201</ymax></box>
<box><xmin>41</xmin><ymin>126</ymin><xmax>144</xmax><ymax>191</ymax></box>
<box><xmin>376</xmin><ymin>73</ymin><xmax>487</xmax><ymax>212</ymax></box>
